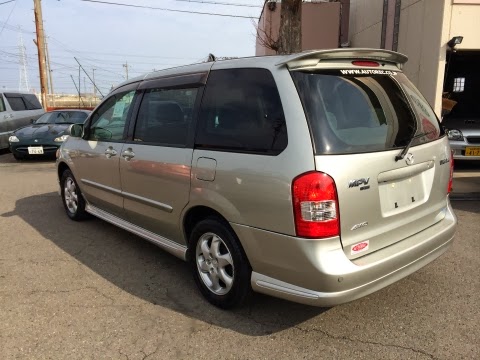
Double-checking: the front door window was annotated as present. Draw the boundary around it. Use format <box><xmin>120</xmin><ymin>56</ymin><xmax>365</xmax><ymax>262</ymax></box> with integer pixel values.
<box><xmin>88</xmin><ymin>90</ymin><xmax>135</xmax><ymax>141</ymax></box>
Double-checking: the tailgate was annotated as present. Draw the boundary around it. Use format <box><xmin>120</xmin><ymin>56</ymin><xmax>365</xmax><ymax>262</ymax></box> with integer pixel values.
<box><xmin>315</xmin><ymin>136</ymin><xmax>452</xmax><ymax>259</ymax></box>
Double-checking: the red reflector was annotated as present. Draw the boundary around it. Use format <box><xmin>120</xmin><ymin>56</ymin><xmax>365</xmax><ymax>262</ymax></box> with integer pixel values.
<box><xmin>292</xmin><ymin>172</ymin><xmax>340</xmax><ymax>238</ymax></box>
<box><xmin>448</xmin><ymin>150</ymin><xmax>454</xmax><ymax>194</ymax></box>
<box><xmin>352</xmin><ymin>60</ymin><xmax>380</xmax><ymax>67</ymax></box>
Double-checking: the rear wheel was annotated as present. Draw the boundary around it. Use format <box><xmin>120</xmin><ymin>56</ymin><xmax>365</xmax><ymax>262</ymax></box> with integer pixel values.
<box><xmin>189</xmin><ymin>217</ymin><xmax>252</xmax><ymax>309</ymax></box>
<box><xmin>60</xmin><ymin>169</ymin><xmax>88</xmax><ymax>221</ymax></box>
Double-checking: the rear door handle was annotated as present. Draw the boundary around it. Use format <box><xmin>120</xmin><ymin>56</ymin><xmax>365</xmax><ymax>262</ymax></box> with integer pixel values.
<box><xmin>121</xmin><ymin>148</ymin><xmax>135</xmax><ymax>161</ymax></box>
<box><xmin>104</xmin><ymin>147</ymin><xmax>117</xmax><ymax>158</ymax></box>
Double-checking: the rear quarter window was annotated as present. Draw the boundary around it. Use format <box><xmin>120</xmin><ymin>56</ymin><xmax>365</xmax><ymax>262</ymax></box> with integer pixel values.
<box><xmin>22</xmin><ymin>94</ymin><xmax>43</xmax><ymax>110</ymax></box>
<box><xmin>196</xmin><ymin>68</ymin><xmax>287</xmax><ymax>155</ymax></box>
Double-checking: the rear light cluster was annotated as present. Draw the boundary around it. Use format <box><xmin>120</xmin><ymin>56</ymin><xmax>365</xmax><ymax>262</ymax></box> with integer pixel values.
<box><xmin>448</xmin><ymin>150</ymin><xmax>454</xmax><ymax>194</ymax></box>
<box><xmin>352</xmin><ymin>60</ymin><xmax>380</xmax><ymax>67</ymax></box>
<box><xmin>292</xmin><ymin>172</ymin><xmax>340</xmax><ymax>238</ymax></box>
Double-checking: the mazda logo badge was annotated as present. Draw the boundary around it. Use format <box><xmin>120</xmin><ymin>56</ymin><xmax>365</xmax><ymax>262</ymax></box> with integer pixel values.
<box><xmin>405</xmin><ymin>153</ymin><xmax>415</xmax><ymax>165</ymax></box>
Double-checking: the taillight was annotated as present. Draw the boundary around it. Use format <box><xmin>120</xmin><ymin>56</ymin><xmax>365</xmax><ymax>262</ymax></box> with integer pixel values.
<box><xmin>292</xmin><ymin>171</ymin><xmax>340</xmax><ymax>238</ymax></box>
<box><xmin>448</xmin><ymin>150</ymin><xmax>454</xmax><ymax>193</ymax></box>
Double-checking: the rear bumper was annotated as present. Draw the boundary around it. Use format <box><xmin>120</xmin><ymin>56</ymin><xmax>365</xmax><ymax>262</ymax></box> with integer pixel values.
<box><xmin>450</xmin><ymin>141</ymin><xmax>480</xmax><ymax>160</ymax></box>
<box><xmin>233</xmin><ymin>200</ymin><xmax>457</xmax><ymax>307</ymax></box>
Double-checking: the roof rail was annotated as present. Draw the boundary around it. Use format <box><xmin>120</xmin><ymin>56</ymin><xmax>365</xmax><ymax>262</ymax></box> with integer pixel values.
<box><xmin>276</xmin><ymin>48</ymin><xmax>408</xmax><ymax>69</ymax></box>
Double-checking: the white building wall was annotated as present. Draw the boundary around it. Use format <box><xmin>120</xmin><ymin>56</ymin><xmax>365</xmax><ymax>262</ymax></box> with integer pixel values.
<box><xmin>348</xmin><ymin>0</ymin><xmax>480</xmax><ymax>117</ymax></box>
<box><xmin>396</xmin><ymin>0</ymin><xmax>447</xmax><ymax>116</ymax></box>
<box><xmin>349</xmin><ymin>0</ymin><xmax>384</xmax><ymax>48</ymax></box>
<box><xmin>449</xmin><ymin>4</ymin><xmax>480</xmax><ymax>49</ymax></box>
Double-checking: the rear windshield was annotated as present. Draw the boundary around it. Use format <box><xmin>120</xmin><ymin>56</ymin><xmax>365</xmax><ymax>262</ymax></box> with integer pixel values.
<box><xmin>291</xmin><ymin>70</ymin><xmax>443</xmax><ymax>155</ymax></box>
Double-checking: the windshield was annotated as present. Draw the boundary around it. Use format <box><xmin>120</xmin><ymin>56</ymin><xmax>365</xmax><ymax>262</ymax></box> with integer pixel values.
<box><xmin>291</xmin><ymin>70</ymin><xmax>443</xmax><ymax>155</ymax></box>
<box><xmin>36</xmin><ymin>111</ymin><xmax>88</xmax><ymax>125</ymax></box>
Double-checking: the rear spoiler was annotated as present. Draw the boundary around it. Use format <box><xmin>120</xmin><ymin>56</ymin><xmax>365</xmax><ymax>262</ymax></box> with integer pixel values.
<box><xmin>276</xmin><ymin>48</ymin><xmax>408</xmax><ymax>70</ymax></box>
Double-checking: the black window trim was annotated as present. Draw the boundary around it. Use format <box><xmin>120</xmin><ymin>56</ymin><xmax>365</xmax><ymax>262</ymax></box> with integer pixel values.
<box><xmin>138</xmin><ymin>71</ymin><xmax>208</xmax><ymax>90</ymax></box>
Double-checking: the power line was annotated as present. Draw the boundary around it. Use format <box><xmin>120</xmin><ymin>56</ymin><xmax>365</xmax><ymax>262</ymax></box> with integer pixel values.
<box><xmin>163</xmin><ymin>0</ymin><xmax>261</xmax><ymax>8</ymax></box>
<box><xmin>0</xmin><ymin>0</ymin><xmax>18</xmax><ymax>38</ymax></box>
<box><xmin>75</xmin><ymin>0</ymin><xmax>257</xmax><ymax>19</ymax></box>
<box><xmin>0</xmin><ymin>0</ymin><xmax>15</xmax><ymax>6</ymax></box>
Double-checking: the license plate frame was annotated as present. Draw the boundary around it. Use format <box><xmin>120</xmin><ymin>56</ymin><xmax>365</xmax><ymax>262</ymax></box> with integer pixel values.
<box><xmin>465</xmin><ymin>147</ymin><xmax>480</xmax><ymax>156</ymax></box>
<box><xmin>28</xmin><ymin>146</ymin><xmax>44</xmax><ymax>155</ymax></box>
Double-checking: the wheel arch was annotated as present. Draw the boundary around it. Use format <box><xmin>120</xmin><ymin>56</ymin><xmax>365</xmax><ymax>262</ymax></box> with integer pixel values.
<box><xmin>182</xmin><ymin>205</ymin><xmax>251</xmax><ymax>264</ymax></box>
<box><xmin>57</xmin><ymin>161</ymin><xmax>70</xmax><ymax>181</ymax></box>
<box><xmin>183</xmin><ymin>206</ymin><xmax>230</xmax><ymax>246</ymax></box>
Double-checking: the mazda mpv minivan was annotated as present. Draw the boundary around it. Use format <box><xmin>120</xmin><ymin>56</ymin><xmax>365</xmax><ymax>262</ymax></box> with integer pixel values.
<box><xmin>56</xmin><ymin>49</ymin><xmax>457</xmax><ymax>309</ymax></box>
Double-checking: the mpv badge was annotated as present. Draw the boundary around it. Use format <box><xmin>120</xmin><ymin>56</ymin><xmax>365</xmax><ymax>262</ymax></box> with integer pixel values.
<box><xmin>405</xmin><ymin>153</ymin><xmax>414</xmax><ymax>165</ymax></box>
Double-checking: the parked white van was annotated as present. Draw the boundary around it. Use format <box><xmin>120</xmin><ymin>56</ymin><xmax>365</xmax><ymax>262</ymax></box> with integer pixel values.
<box><xmin>0</xmin><ymin>91</ymin><xmax>45</xmax><ymax>150</ymax></box>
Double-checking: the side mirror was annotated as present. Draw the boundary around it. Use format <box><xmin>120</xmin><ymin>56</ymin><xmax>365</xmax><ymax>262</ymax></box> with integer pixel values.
<box><xmin>69</xmin><ymin>124</ymin><xmax>83</xmax><ymax>137</ymax></box>
<box><xmin>30</xmin><ymin>119</ymin><xmax>36</xmax><ymax>124</ymax></box>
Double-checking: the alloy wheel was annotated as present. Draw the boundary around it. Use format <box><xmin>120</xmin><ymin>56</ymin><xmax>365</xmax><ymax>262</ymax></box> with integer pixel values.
<box><xmin>195</xmin><ymin>232</ymin><xmax>234</xmax><ymax>295</ymax></box>
<box><xmin>64</xmin><ymin>177</ymin><xmax>78</xmax><ymax>215</ymax></box>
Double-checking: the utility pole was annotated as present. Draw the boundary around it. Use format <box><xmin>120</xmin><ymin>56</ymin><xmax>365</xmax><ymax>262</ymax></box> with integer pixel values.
<box><xmin>44</xmin><ymin>35</ymin><xmax>55</xmax><ymax>107</ymax></box>
<box><xmin>123</xmin><ymin>61</ymin><xmax>129</xmax><ymax>80</ymax></box>
<box><xmin>78</xmin><ymin>66</ymin><xmax>81</xmax><ymax>108</ymax></box>
<box><xmin>70</xmin><ymin>75</ymin><xmax>85</xmax><ymax>107</ymax></box>
<box><xmin>73</xmin><ymin>57</ymin><xmax>103</xmax><ymax>97</ymax></box>
<box><xmin>18</xmin><ymin>31</ymin><xmax>30</xmax><ymax>92</ymax></box>
<box><xmin>92</xmin><ymin>68</ymin><xmax>96</xmax><ymax>99</ymax></box>
<box><xmin>33</xmin><ymin>0</ymin><xmax>48</xmax><ymax>109</ymax></box>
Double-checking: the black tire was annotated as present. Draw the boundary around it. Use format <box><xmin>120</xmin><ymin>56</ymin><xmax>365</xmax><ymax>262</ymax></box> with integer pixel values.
<box><xmin>60</xmin><ymin>169</ymin><xmax>88</xmax><ymax>221</ymax></box>
<box><xmin>189</xmin><ymin>217</ymin><xmax>252</xmax><ymax>309</ymax></box>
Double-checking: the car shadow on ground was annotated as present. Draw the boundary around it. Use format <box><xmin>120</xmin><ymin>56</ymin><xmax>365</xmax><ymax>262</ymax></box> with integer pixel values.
<box><xmin>451</xmin><ymin>200</ymin><xmax>480</xmax><ymax>215</ymax></box>
<box><xmin>2</xmin><ymin>192</ymin><xmax>328</xmax><ymax>336</ymax></box>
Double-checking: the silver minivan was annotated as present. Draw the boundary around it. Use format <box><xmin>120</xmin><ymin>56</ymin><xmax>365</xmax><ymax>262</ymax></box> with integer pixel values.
<box><xmin>0</xmin><ymin>91</ymin><xmax>45</xmax><ymax>150</ymax></box>
<box><xmin>56</xmin><ymin>49</ymin><xmax>457</xmax><ymax>309</ymax></box>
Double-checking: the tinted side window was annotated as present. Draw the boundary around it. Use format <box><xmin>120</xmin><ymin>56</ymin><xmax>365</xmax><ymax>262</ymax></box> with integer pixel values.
<box><xmin>196</xmin><ymin>68</ymin><xmax>287</xmax><ymax>154</ymax></box>
<box><xmin>5</xmin><ymin>95</ymin><xmax>27</xmax><ymax>111</ymax></box>
<box><xmin>0</xmin><ymin>95</ymin><xmax>5</xmax><ymax>113</ymax></box>
<box><xmin>88</xmin><ymin>90</ymin><xmax>135</xmax><ymax>141</ymax></box>
<box><xmin>134</xmin><ymin>88</ymin><xmax>198</xmax><ymax>147</ymax></box>
<box><xmin>22</xmin><ymin>94</ymin><xmax>43</xmax><ymax>110</ymax></box>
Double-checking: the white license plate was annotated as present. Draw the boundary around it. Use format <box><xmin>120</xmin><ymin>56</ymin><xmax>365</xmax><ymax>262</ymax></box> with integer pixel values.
<box><xmin>28</xmin><ymin>146</ymin><xmax>44</xmax><ymax>155</ymax></box>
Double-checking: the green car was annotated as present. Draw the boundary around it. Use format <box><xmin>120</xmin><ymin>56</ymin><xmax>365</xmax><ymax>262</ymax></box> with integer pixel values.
<box><xmin>9</xmin><ymin>110</ymin><xmax>90</xmax><ymax>160</ymax></box>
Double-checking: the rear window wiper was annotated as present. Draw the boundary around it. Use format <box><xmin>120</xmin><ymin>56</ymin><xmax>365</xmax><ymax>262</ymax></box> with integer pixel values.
<box><xmin>395</xmin><ymin>131</ymin><xmax>434</xmax><ymax>162</ymax></box>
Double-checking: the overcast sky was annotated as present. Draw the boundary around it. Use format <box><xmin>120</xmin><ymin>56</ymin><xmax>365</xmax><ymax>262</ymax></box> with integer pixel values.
<box><xmin>0</xmin><ymin>0</ymin><xmax>262</xmax><ymax>95</ymax></box>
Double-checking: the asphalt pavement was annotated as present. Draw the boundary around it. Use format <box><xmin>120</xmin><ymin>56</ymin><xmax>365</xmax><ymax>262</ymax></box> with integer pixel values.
<box><xmin>0</xmin><ymin>152</ymin><xmax>478</xmax><ymax>360</ymax></box>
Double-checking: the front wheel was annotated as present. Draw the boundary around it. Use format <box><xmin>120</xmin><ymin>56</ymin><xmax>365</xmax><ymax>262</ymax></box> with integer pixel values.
<box><xmin>60</xmin><ymin>169</ymin><xmax>88</xmax><ymax>221</ymax></box>
<box><xmin>12</xmin><ymin>152</ymin><xmax>24</xmax><ymax>161</ymax></box>
<box><xmin>190</xmin><ymin>217</ymin><xmax>252</xmax><ymax>309</ymax></box>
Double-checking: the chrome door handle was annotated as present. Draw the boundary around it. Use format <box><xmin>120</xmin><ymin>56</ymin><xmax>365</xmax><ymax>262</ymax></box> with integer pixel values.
<box><xmin>121</xmin><ymin>148</ymin><xmax>135</xmax><ymax>161</ymax></box>
<box><xmin>104</xmin><ymin>147</ymin><xmax>117</xmax><ymax>158</ymax></box>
